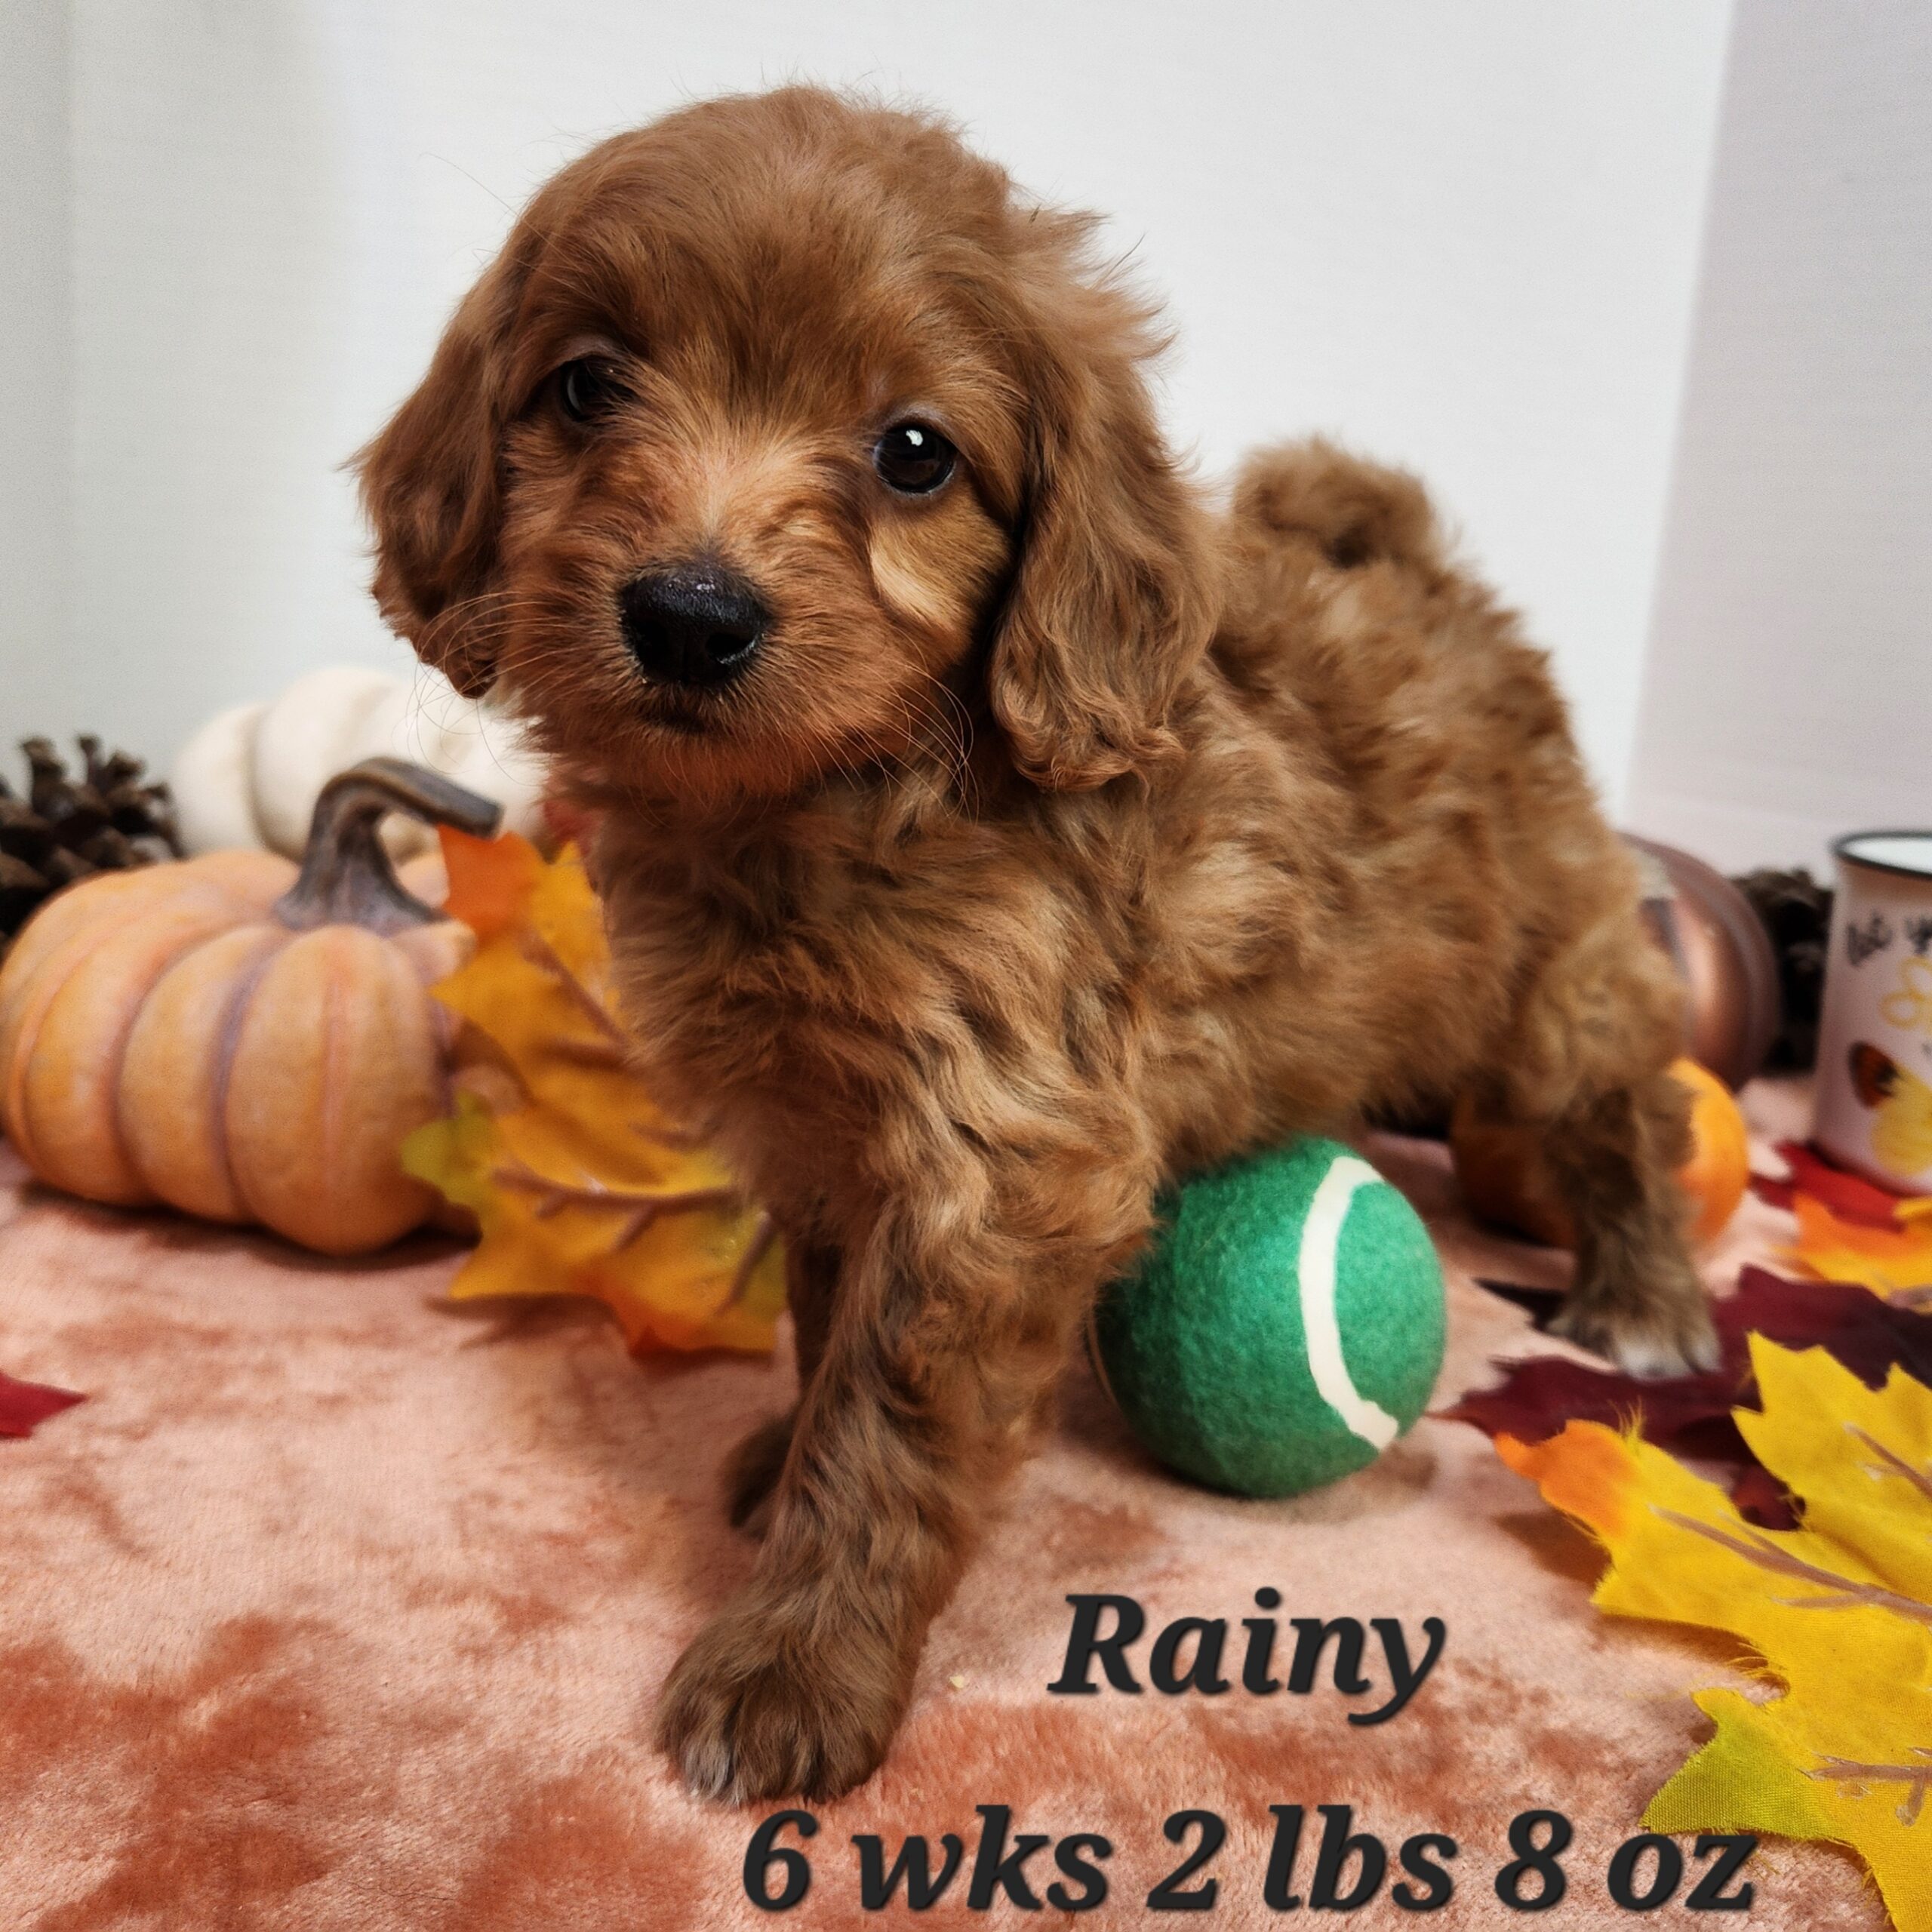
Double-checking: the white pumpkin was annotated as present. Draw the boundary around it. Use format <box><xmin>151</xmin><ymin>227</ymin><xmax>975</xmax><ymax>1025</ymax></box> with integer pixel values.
<box><xmin>172</xmin><ymin>666</ymin><xmax>547</xmax><ymax>860</ymax></box>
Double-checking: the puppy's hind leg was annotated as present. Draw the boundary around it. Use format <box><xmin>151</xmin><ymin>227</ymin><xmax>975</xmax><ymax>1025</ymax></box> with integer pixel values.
<box><xmin>1494</xmin><ymin>913</ymin><xmax>1718</xmax><ymax>1377</ymax></box>
<box><xmin>1540</xmin><ymin>1069</ymin><xmax>1718</xmax><ymax>1377</ymax></box>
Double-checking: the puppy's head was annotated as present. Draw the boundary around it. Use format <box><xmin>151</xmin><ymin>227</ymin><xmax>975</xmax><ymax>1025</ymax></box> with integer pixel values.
<box><xmin>358</xmin><ymin>88</ymin><xmax>1214</xmax><ymax>805</ymax></box>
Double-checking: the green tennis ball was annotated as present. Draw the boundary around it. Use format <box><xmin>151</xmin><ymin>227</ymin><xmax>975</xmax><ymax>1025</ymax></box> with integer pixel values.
<box><xmin>1090</xmin><ymin>1139</ymin><xmax>1445</xmax><ymax>1498</ymax></box>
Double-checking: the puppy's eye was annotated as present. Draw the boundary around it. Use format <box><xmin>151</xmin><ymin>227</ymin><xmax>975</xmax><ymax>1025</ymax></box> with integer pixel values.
<box><xmin>873</xmin><ymin>423</ymin><xmax>956</xmax><ymax>495</ymax></box>
<box><xmin>554</xmin><ymin>357</ymin><xmax>629</xmax><ymax>424</ymax></box>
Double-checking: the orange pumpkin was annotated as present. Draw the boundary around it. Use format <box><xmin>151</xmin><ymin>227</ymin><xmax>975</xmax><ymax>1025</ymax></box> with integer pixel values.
<box><xmin>0</xmin><ymin>759</ymin><xmax>499</xmax><ymax>1254</ymax></box>
<box><xmin>1450</xmin><ymin>1057</ymin><xmax>1750</xmax><ymax>1249</ymax></box>
<box><xmin>1670</xmin><ymin>1057</ymin><xmax>1752</xmax><ymax>1241</ymax></box>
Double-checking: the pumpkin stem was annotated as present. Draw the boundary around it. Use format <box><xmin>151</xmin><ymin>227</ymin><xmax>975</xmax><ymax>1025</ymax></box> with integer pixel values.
<box><xmin>274</xmin><ymin>758</ymin><xmax>503</xmax><ymax>934</ymax></box>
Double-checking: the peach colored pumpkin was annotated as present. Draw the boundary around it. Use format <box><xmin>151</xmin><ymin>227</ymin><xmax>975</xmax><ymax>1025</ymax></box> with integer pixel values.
<box><xmin>0</xmin><ymin>759</ymin><xmax>498</xmax><ymax>1255</ymax></box>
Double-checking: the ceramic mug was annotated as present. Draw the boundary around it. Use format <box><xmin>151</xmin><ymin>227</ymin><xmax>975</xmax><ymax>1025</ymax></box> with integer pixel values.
<box><xmin>1814</xmin><ymin>831</ymin><xmax>1932</xmax><ymax>1193</ymax></box>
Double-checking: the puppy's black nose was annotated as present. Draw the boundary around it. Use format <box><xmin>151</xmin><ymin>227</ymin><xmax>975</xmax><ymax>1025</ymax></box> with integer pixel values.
<box><xmin>618</xmin><ymin>565</ymin><xmax>768</xmax><ymax>689</ymax></box>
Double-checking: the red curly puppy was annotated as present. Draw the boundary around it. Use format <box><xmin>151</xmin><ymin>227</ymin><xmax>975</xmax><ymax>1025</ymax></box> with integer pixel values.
<box><xmin>360</xmin><ymin>87</ymin><xmax>1713</xmax><ymax>1803</ymax></box>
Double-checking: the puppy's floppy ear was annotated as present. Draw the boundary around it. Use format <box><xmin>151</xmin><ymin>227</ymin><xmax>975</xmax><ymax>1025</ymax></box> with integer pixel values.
<box><xmin>355</xmin><ymin>259</ymin><xmax>522</xmax><ymax>698</ymax></box>
<box><xmin>988</xmin><ymin>251</ymin><xmax>1217</xmax><ymax>790</ymax></box>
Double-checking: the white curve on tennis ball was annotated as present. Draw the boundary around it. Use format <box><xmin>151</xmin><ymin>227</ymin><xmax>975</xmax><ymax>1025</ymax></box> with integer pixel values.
<box><xmin>1297</xmin><ymin>1155</ymin><xmax>1402</xmax><ymax>1451</ymax></box>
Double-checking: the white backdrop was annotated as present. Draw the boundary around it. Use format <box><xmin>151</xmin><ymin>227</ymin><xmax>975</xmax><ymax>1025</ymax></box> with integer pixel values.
<box><xmin>3</xmin><ymin>0</ymin><xmax>1734</xmax><ymax>806</ymax></box>
<box><xmin>0</xmin><ymin>0</ymin><xmax>70</xmax><ymax>706</ymax></box>
<box><xmin>1625</xmin><ymin>3</ymin><xmax>1932</xmax><ymax>872</ymax></box>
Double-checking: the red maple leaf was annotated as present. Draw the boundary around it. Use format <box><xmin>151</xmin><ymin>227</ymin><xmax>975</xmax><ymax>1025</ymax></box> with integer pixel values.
<box><xmin>1442</xmin><ymin>1267</ymin><xmax>1932</xmax><ymax>1531</ymax></box>
<box><xmin>0</xmin><ymin>1369</ymin><xmax>85</xmax><ymax>1438</ymax></box>
<box><xmin>1749</xmin><ymin>1140</ymin><xmax>1917</xmax><ymax>1228</ymax></box>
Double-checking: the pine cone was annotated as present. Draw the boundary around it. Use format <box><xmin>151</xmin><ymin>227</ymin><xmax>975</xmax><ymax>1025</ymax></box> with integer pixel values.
<box><xmin>0</xmin><ymin>737</ymin><xmax>182</xmax><ymax>958</ymax></box>
<box><xmin>1733</xmin><ymin>867</ymin><xmax>1834</xmax><ymax>1072</ymax></box>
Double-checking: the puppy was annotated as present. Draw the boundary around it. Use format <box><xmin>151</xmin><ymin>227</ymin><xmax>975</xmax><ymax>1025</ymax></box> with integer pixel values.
<box><xmin>359</xmin><ymin>86</ymin><xmax>1715</xmax><ymax>1802</ymax></box>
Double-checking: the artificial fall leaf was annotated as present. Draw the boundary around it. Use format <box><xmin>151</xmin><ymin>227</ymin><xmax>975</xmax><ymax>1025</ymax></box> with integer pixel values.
<box><xmin>1751</xmin><ymin>1139</ymin><xmax>1925</xmax><ymax>1229</ymax></box>
<box><xmin>1497</xmin><ymin>1337</ymin><xmax>1932</xmax><ymax>1932</ymax></box>
<box><xmin>0</xmin><ymin>1368</ymin><xmax>84</xmax><ymax>1438</ymax></box>
<box><xmin>1791</xmin><ymin>1191</ymin><xmax>1932</xmax><ymax>1300</ymax></box>
<box><xmin>1727</xmin><ymin>1268</ymin><xmax>1932</xmax><ymax>1389</ymax></box>
<box><xmin>440</xmin><ymin>821</ymin><xmax>546</xmax><ymax>942</ymax></box>
<box><xmin>401</xmin><ymin>830</ymin><xmax>783</xmax><ymax>1355</ymax></box>
<box><xmin>1447</xmin><ymin>1269</ymin><xmax>1932</xmax><ymax>1528</ymax></box>
<box><xmin>1441</xmin><ymin>1349</ymin><xmax>1743</xmax><ymax>1463</ymax></box>
<box><xmin>1454</xmin><ymin>1269</ymin><xmax>1932</xmax><ymax>1432</ymax></box>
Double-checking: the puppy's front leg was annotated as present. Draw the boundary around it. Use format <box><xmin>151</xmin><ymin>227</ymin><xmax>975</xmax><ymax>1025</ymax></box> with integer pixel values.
<box><xmin>722</xmin><ymin>1237</ymin><xmax>838</xmax><ymax>1533</ymax></box>
<box><xmin>657</xmin><ymin>1208</ymin><xmax>1098</xmax><ymax>1802</ymax></box>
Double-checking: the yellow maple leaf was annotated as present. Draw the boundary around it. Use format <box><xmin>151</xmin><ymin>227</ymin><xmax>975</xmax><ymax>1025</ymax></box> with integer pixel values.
<box><xmin>401</xmin><ymin>830</ymin><xmax>783</xmax><ymax>1354</ymax></box>
<box><xmin>1497</xmin><ymin>1338</ymin><xmax>1932</xmax><ymax>1930</ymax></box>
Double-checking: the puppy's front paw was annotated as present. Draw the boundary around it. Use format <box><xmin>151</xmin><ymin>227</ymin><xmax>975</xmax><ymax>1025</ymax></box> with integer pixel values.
<box><xmin>657</xmin><ymin>1600</ymin><xmax>904</xmax><ymax>1802</ymax></box>
<box><xmin>1550</xmin><ymin>1289</ymin><xmax>1720</xmax><ymax>1378</ymax></box>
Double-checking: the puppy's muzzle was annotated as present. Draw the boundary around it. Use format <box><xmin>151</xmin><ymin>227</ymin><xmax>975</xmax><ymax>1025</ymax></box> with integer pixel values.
<box><xmin>620</xmin><ymin>563</ymin><xmax>768</xmax><ymax>691</ymax></box>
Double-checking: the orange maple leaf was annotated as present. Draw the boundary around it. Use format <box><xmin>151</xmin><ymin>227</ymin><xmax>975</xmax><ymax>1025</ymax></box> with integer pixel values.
<box><xmin>402</xmin><ymin>830</ymin><xmax>783</xmax><ymax>1353</ymax></box>
<box><xmin>1790</xmin><ymin>1191</ymin><xmax>1932</xmax><ymax>1300</ymax></box>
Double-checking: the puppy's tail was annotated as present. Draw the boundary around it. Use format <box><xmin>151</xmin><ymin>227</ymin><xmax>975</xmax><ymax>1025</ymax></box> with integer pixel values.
<box><xmin>1227</xmin><ymin>437</ymin><xmax>1444</xmax><ymax>574</ymax></box>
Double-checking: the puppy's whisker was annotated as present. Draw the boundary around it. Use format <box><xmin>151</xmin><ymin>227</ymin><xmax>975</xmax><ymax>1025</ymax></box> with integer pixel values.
<box><xmin>887</xmin><ymin>671</ymin><xmax>979</xmax><ymax>808</ymax></box>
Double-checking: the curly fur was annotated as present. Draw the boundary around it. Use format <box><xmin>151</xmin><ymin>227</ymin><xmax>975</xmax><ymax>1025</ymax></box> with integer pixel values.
<box><xmin>358</xmin><ymin>86</ymin><xmax>1713</xmax><ymax>1804</ymax></box>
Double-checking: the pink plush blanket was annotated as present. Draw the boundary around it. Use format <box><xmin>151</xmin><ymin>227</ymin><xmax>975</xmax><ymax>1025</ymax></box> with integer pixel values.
<box><xmin>0</xmin><ymin>1087</ymin><xmax>1887</xmax><ymax>1929</ymax></box>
